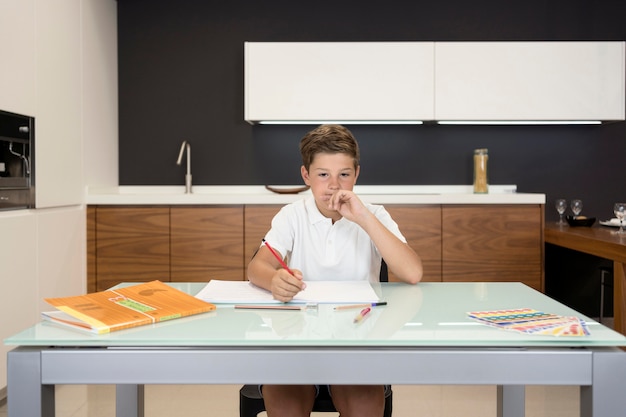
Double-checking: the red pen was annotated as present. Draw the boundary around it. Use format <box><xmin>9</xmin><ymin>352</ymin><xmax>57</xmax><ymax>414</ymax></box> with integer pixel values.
<box><xmin>262</xmin><ymin>239</ymin><xmax>295</xmax><ymax>276</ymax></box>
<box><xmin>353</xmin><ymin>307</ymin><xmax>371</xmax><ymax>323</ymax></box>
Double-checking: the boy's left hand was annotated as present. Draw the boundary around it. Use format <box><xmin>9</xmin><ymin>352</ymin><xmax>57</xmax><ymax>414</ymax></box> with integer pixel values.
<box><xmin>328</xmin><ymin>190</ymin><xmax>369</xmax><ymax>223</ymax></box>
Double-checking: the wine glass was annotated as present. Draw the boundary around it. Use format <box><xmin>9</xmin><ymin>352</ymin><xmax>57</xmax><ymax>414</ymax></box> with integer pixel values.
<box><xmin>614</xmin><ymin>202</ymin><xmax>626</xmax><ymax>234</ymax></box>
<box><xmin>571</xmin><ymin>199</ymin><xmax>583</xmax><ymax>218</ymax></box>
<box><xmin>555</xmin><ymin>199</ymin><xmax>567</xmax><ymax>225</ymax></box>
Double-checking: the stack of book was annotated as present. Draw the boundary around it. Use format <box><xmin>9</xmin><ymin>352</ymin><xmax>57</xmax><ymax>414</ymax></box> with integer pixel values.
<box><xmin>43</xmin><ymin>280</ymin><xmax>216</xmax><ymax>334</ymax></box>
<box><xmin>467</xmin><ymin>308</ymin><xmax>590</xmax><ymax>336</ymax></box>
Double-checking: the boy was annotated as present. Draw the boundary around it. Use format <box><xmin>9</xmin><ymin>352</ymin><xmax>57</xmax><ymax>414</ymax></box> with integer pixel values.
<box><xmin>247</xmin><ymin>124</ymin><xmax>423</xmax><ymax>417</ymax></box>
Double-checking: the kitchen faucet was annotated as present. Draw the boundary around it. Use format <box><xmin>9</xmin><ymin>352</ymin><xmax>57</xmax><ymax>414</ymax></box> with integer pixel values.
<box><xmin>176</xmin><ymin>140</ymin><xmax>192</xmax><ymax>194</ymax></box>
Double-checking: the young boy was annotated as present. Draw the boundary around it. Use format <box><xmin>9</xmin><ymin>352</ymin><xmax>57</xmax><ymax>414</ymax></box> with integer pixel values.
<box><xmin>247</xmin><ymin>124</ymin><xmax>423</xmax><ymax>417</ymax></box>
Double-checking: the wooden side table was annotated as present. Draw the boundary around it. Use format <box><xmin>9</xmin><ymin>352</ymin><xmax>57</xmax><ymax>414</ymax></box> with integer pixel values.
<box><xmin>545</xmin><ymin>224</ymin><xmax>626</xmax><ymax>334</ymax></box>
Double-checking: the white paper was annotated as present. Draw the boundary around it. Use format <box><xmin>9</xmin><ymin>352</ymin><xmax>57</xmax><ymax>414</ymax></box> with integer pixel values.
<box><xmin>194</xmin><ymin>280</ymin><xmax>380</xmax><ymax>304</ymax></box>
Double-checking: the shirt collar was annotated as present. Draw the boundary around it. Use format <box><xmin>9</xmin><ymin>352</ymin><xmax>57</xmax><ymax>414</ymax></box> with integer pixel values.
<box><xmin>305</xmin><ymin>196</ymin><xmax>332</xmax><ymax>225</ymax></box>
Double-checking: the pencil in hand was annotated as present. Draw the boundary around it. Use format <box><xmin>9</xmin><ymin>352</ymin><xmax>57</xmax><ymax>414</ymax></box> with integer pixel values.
<box><xmin>262</xmin><ymin>239</ymin><xmax>295</xmax><ymax>276</ymax></box>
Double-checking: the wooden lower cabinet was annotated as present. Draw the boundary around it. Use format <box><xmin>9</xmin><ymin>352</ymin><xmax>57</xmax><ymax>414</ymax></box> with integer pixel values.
<box><xmin>89</xmin><ymin>205</ymin><xmax>245</xmax><ymax>292</ymax></box>
<box><xmin>93</xmin><ymin>206</ymin><xmax>170</xmax><ymax>291</ymax></box>
<box><xmin>171</xmin><ymin>206</ymin><xmax>244</xmax><ymax>282</ymax></box>
<box><xmin>244</xmin><ymin>205</ymin><xmax>283</xmax><ymax>279</ymax></box>
<box><xmin>86</xmin><ymin>206</ymin><xmax>97</xmax><ymax>293</ymax></box>
<box><xmin>385</xmin><ymin>205</ymin><xmax>442</xmax><ymax>282</ymax></box>
<box><xmin>88</xmin><ymin>203</ymin><xmax>544</xmax><ymax>292</ymax></box>
<box><xmin>442</xmin><ymin>204</ymin><xmax>544</xmax><ymax>291</ymax></box>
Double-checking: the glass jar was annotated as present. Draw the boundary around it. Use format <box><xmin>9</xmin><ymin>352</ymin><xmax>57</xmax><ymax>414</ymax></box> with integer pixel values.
<box><xmin>473</xmin><ymin>148</ymin><xmax>488</xmax><ymax>194</ymax></box>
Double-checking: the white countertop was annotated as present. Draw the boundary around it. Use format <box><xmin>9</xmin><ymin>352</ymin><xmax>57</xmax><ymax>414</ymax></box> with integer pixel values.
<box><xmin>86</xmin><ymin>185</ymin><xmax>545</xmax><ymax>205</ymax></box>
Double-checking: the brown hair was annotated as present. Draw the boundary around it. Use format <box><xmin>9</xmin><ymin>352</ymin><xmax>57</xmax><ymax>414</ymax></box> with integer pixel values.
<box><xmin>299</xmin><ymin>124</ymin><xmax>360</xmax><ymax>171</ymax></box>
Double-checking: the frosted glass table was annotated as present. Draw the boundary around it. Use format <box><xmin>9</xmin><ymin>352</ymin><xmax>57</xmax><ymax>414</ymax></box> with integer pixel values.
<box><xmin>5</xmin><ymin>282</ymin><xmax>626</xmax><ymax>417</ymax></box>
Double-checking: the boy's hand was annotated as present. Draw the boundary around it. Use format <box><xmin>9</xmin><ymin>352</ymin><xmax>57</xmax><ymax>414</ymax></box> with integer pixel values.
<box><xmin>328</xmin><ymin>190</ymin><xmax>369</xmax><ymax>223</ymax></box>
<box><xmin>271</xmin><ymin>269</ymin><xmax>305</xmax><ymax>302</ymax></box>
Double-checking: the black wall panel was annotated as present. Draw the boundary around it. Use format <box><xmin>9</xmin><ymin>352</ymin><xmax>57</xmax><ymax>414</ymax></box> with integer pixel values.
<box><xmin>118</xmin><ymin>0</ymin><xmax>626</xmax><ymax>221</ymax></box>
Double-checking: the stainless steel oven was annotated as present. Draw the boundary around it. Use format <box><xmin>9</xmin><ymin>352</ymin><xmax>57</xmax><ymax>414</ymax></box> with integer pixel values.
<box><xmin>0</xmin><ymin>110</ymin><xmax>35</xmax><ymax>210</ymax></box>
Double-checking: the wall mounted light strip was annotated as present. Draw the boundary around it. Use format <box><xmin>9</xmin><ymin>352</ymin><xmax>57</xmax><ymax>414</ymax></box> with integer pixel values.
<box><xmin>437</xmin><ymin>120</ymin><xmax>602</xmax><ymax>125</ymax></box>
<box><xmin>256</xmin><ymin>120</ymin><xmax>603</xmax><ymax>125</ymax></box>
<box><xmin>255</xmin><ymin>120</ymin><xmax>603</xmax><ymax>125</ymax></box>
<box><xmin>257</xmin><ymin>120</ymin><xmax>424</xmax><ymax>125</ymax></box>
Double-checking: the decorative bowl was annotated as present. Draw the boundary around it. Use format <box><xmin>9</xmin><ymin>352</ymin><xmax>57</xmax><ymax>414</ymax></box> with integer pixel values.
<box><xmin>265</xmin><ymin>185</ymin><xmax>310</xmax><ymax>194</ymax></box>
<box><xmin>566</xmin><ymin>215</ymin><xmax>596</xmax><ymax>227</ymax></box>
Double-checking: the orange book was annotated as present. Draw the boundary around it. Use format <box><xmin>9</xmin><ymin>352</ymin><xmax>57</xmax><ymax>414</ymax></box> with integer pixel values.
<box><xmin>42</xmin><ymin>280</ymin><xmax>215</xmax><ymax>334</ymax></box>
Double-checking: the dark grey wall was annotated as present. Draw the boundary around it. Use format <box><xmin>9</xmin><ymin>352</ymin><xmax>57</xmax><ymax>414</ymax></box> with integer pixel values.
<box><xmin>118</xmin><ymin>0</ymin><xmax>626</xmax><ymax>222</ymax></box>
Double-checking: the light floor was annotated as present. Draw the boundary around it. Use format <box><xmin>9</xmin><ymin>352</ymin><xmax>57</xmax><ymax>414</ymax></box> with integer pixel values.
<box><xmin>0</xmin><ymin>384</ymin><xmax>580</xmax><ymax>417</ymax></box>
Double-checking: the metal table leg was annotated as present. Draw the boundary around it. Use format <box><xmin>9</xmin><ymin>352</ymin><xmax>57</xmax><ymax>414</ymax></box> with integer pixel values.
<box><xmin>7</xmin><ymin>347</ymin><xmax>55</xmax><ymax>417</ymax></box>
<box><xmin>116</xmin><ymin>384</ymin><xmax>145</xmax><ymax>417</ymax></box>
<box><xmin>497</xmin><ymin>385</ymin><xmax>525</xmax><ymax>417</ymax></box>
<box><xmin>581</xmin><ymin>348</ymin><xmax>626</xmax><ymax>417</ymax></box>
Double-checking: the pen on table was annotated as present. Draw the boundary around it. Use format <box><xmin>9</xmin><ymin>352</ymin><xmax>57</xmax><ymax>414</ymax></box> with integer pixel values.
<box><xmin>262</xmin><ymin>239</ymin><xmax>295</xmax><ymax>276</ymax></box>
<box><xmin>353</xmin><ymin>307</ymin><xmax>372</xmax><ymax>323</ymax></box>
<box><xmin>334</xmin><ymin>302</ymin><xmax>387</xmax><ymax>311</ymax></box>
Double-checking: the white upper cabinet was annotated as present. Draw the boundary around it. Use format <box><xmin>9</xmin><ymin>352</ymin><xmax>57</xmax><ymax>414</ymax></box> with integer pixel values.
<box><xmin>434</xmin><ymin>41</ymin><xmax>625</xmax><ymax>121</ymax></box>
<box><xmin>0</xmin><ymin>0</ymin><xmax>36</xmax><ymax>116</ymax></box>
<box><xmin>245</xmin><ymin>41</ymin><xmax>624</xmax><ymax>123</ymax></box>
<box><xmin>245</xmin><ymin>42</ymin><xmax>435</xmax><ymax>123</ymax></box>
<box><xmin>35</xmin><ymin>0</ymin><xmax>83</xmax><ymax>208</ymax></box>
<box><xmin>2</xmin><ymin>0</ymin><xmax>117</xmax><ymax>208</ymax></box>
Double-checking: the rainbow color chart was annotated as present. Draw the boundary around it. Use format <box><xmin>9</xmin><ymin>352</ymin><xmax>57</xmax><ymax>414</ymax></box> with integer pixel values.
<box><xmin>467</xmin><ymin>308</ymin><xmax>590</xmax><ymax>337</ymax></box>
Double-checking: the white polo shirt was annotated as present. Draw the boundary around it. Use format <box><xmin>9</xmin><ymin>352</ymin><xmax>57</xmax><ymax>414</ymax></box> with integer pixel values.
<box><xmin>263</xmin><ymin>196</ymin><xmax>406</xmax><ymax>283</ymax></box>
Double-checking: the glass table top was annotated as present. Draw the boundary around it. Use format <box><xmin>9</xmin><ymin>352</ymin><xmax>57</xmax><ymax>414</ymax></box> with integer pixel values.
<box><xmin>5</xmin><ymin>282</ymin><xmax>626</xmax><ymax>347</ymax></box>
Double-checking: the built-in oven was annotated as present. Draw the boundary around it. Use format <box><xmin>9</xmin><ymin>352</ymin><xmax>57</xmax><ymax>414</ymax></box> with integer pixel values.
<box><xmin>0</xmin><ymin>110</ymin><xmax>35</xmax><ymax>210</ymax></box>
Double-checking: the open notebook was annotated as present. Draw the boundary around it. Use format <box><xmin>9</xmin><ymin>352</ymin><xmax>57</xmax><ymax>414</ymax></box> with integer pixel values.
<box><xmin>194</xmin><ymin>280</ymin><xmax>380</xmax><ymax>304</ymax></box>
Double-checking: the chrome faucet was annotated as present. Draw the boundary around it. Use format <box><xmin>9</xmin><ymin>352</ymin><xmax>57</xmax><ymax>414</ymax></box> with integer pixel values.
<box><xmin>176</xmin><ymin>140</ymin><xmax>192</xmax><ymax>194</ymax></box>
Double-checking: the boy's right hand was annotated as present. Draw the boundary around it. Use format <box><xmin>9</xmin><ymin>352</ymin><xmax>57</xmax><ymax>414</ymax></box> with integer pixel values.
<box><xmin>271</xmin><ymin>269</ymin><xmax>305</xmax><ymax>302</ymax></box>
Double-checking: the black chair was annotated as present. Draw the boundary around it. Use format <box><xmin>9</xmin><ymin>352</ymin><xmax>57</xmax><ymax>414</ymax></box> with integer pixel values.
<box><xmin>239</xmin><ymin>260</ymin><xmax>392</xmax><ymax>417</ymax></box>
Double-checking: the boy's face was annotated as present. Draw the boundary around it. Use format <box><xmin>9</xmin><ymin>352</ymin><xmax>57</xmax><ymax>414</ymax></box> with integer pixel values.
<box><xmin>301</xmin><ymin>152</ymin><xmax>359</xmax><ymax>218</ymax></box>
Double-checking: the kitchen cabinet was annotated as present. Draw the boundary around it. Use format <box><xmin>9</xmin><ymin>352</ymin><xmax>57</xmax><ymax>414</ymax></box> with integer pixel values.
<box><xmin>35</xmin><ymin>0</ymin><xmax>84</xmax><ymax>207</ymax></box>
<box><xmin>88</xmin><ymin>203</ymin><xmax>543</xmax><ymax>291</ymax></box>
<box><xmin>382</xmin><ymin>204</ymin><xmax>542</xmax><ymax>289</ymax></box>
<box><xmin>0</xmin><ymin>0</ymin><xmax>84</xmax><ymax>208</ymax></box>
<box><xmin>0</xmin><ymin>213</ymin><xmax>38</xmax><ymax>390</ymax></box>
<box><xmin>442</xmin><ymin>205</ymin><xmax>544</xmax><ymax>291</ymax></box>
<box><xmin>1</xmin><ymin>0</ymin><xmax>116</xmax><ymax>209</ymax></box>
<box><xmin>89</xmin><ymin>206</ymin><xmax>245</xmax><ymax>291</ymax></box>
<box><xmin>0</xmin><ymin>1</ymin><xmax>36</xmax><ymax>114</ymax></box>
<box><xmin>87</xmin><ymin>206</ymin><xmax>97</xmax><ymax>293</ymax></box>
<box><xmin>171</xmin><ymin>206</ymin><xmax>244</xmax><ymax>282</ymax></box>
<box><xmin>1</xmin><ymin>206</ymin><xmax>86</xmax><ymax>389</ymax></box>
<box><xmin>36</xmin><ymin>207</ymin><xmax>86</xmax><ymax>311</ymax></box>
<box><xmin>244</xmin><ymin>42</ymin><xmax>435</xmax><ymax>123</ymax></box>
<box><xmin>94</xmin><ymin>206</ymin><xmax>170</xmax><ymax>291</ymax></box>
<box><xmin>435</xmin><ymin>41</ymin><xmax>625</xmax><ymax>121</ymax></box>
<box><xmin>245</xmin><ymin>41</ymin><xmax>624</xmax><ymax>123</ymax></box>
<box><xmin>244</xmin><ymin>205</ymin><xmax>283</xmax><ymax>279</ymax></box>
<box><xmin>385</xmin><ymin>205</ymin><xmax>442</xmax><ymax>282</ymax></box>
